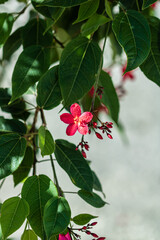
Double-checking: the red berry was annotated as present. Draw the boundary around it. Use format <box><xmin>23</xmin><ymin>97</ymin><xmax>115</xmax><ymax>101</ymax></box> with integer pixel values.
<box><xmin>95</xmin><ymin>132</ymin><xmax>103</xmax><ymax>139</ymax></box>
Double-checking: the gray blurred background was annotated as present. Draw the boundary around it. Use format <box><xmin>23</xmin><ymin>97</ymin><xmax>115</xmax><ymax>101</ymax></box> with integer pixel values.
<box><xmin>0</xmin><ymin>1</ymin><xmax>160</xmax><ymax>240</ymax></box>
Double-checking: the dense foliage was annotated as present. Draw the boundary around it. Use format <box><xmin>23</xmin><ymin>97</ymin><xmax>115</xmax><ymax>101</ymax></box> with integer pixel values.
<box><xmin>0</xmin><ymin>0</ymin><xmax>159</xmax><ymax>239</ymax></box>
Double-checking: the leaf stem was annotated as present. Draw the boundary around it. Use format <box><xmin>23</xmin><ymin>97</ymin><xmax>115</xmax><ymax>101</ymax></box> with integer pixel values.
<box><xmin>63</xmin><ymin>191</ymin><xmax>78</xmax><ymax>194</ymax></box>
<box><xmin>50</xmin><ymin>155</ymin><xmax>61</xmax><ymax>196</ymax></box>
<box><xmin>90</xmin><ymin>22</ymin><xmax>111</xmax><ymax>112</ymax></box>
<box><xmin>40</xmin><ymin>108</ymin><xmax>47</xmax><ymax>127</ymax></box>
<box><xmin>136</xmin><ymin>0</ymin><xmax>140</xmax><ymax>11</ymax></box>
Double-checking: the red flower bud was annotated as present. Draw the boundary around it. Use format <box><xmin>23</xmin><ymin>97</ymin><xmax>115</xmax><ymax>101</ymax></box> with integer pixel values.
<box><xmin>107</xmin><ymin>134</ymin><xmax>113</xmax><ymax>139</ymax></box>
<box><xmin>82</xmin><ymin>150</ymin><xmax>87</xmax><ymax>158</ymax></box>
<box><xmin>92</xmin><ymin>233</ymin><xmax>99</xmax><ymax>238</ymax></box>
<box><xmin>93</xmin><ymin>122</ymin><xmax>97</xmax><ymax>128</ymax></box>
<box><xmin>82</xmin><ymin>226</ymin><xmax>87</xmax><ymax>230</ymax></box>
<box><xmin>91</xmin><ymin>222</ymin><xmax>97</xmax><ymax>226</ymax></box>
<box><xmin>86</xmin><ymin>231</ymin><xmax>91</xmax><ymax>235</ymax></box>
<box><xmin>89</xmin><ymin>129</ymin><xmax>91</xmax><ymax>134</ymax></box>
<box><xmin>84</xmin><ymin>144</ymin><xmax>89</xmax><ymax>151</ymax></box>
<box><xmin>98</xmin><ymin>238</ymin><xmax>106</xmax><ymax>240</ymax></box>
<box><xmin>75</xmin><ymin>147</ymin><xmax>78</xmax><ymax>151</ymax></box>
<box><xmin>95</xmin><ymin>132</ymin><xmax>103</xmax><ymax>139</ymax></box>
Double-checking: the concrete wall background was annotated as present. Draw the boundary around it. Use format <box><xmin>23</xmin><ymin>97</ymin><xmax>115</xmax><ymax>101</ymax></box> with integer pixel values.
<box><xmin>0</xmin><ymin>2</ymin><xmax>160</xmax><ymax>240</ymax></box>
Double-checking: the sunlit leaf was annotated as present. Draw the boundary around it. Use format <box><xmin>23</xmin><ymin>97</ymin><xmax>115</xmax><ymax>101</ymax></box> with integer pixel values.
<box><xmin>72</xmin><ymin>213</ymin><xmax>97</xmax><ymax>225</ymax></box>
<box><xmin>0</xmin><ymin>117</ymin><xmax>27</xmax><ymax>134</ymax></box>
<box><xmin>21</xmin><ymin>230</ymin><xmax>38</xmax><ymax>240</ymax></box>
<box><xmin>0</xmin><ymin>13</ymin><xmax>14</xmax><ymax>47</ymax></box>
<box><xmin>38</xmin><ymin>126</ymin><xmax>55</xmax><ymax>156</ymax></box>
<box><xmin>78</xmin><ymin>190</ymin><xmax>106</xmax><ymax>208</ymax></box>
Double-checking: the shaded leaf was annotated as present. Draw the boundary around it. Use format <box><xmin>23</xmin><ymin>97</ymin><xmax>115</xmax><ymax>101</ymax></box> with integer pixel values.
<box><xmin>0</xmin><ymin>133</ymin><xmax>26</xmax><ymax>179</ymax></box>
<box><xmin>43</xmin><ymin>197</ymin><xmax>71</xmax><ymax>238</ymax></box>
<box><xmin>105</xmin><ymin>0</ymin><xmax>113</xmax><ymax>20</ymax></box>
<box><xmin>11</xmin><ymin>45</ymin><xmax>49</xmax><ymax>102</ymax></box>
<box><xmin>140</xmin><ymin>16</ymin><xmax>160</xmax><ymax>86</ymax></box>
<box><xmin>3</xmin><ymin>27</ymin><xmax>22</xmax><ymax>60</ymax></box>
<box><xmin>99</xmin><ymin>70</ymin><xmax>119</xmax><ymax>123</ymax></box>
<box><xmin>81</xmin><ymin>14</ymin><xmax>111</xmax><ymax>36</ymax></box>
<box><xmin>21</xmin><ymin>230</ymin><xmax>38</xmax><ymax>240</ymax></box>
<box><xmin>38</xmin><ymin>126</ymin><xmax>55</xmax><ymax>156</ymax></box>
<box><xmin>13</xmin><ymin>146</ymin><xmax>34</xmax><ymax>186</ymax></box>
<box><xmin>1</xmin><ymin>197</ymin><xmax>29</xmax><ymax>239</ymax></box>
<box><xmin>22</xmin><ymin>18</ymin><xmax>53</xmax><ymax>48</ymax></box>
<box><xmin>21</xmin><ymin>175</ymin><xmax>58</xmax><ymax>239</ymax></box>
<box><xmin>74</xmin><ymin>0</ymin><xmax>100</xmax><ymax>24</ymax></box>
<box><xmin>142</xmin><ymin>0</ymin><xmax>157</xmax><ymax>9</ymax></box>
<box><xmin>92</xmin><ymin>171</ymin><xmax>103</xmax><ymax>193</ymax></box>
<box><xmin>55</xmin><ymin>139</ymin><xmax>93</xmax><ymax>191</ymax></box>
<box><xmin>72</xmin><ymin>213</ymin><xmax>97</xmax><ymax>225</ymax></box>
<box><xmin>78</xmin><ymin>190</ymin><xmax>106</xmax><ymax>208</ymax></box>
<box><xmin>112</xmin><ymin>10</ymin><xmax>151</xmax><ymax>72</ymax></box>
<box><xmin>0</xmin><ymin>117</ymin><xmax>27</xmax><ymax>134</ymax></box>
<box><xmin>0</xmin><ymin>13</ymin><xmax>14</xmax><ymax>47</ymax></box>
<box><xmin>37</xmin><ymin>66</ymin><xmax>62</xmax><ymax>110</ymax></box>
<box><xmin>35</xmin><ymin>0</ymin><xmax>89</xmax><ymax>7</ymax></box>
<box><xmin>59</xmin><ymin>36</ymin><xmax>101</xmax><ymax>106</ymax></box>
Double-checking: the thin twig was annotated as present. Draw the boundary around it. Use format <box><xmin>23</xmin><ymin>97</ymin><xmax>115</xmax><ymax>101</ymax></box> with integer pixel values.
<box><xmin>136</xmin><ymin>0</ymin><xmax>140</xmax><ymax>11</ymax></box>
<box><xmin>63</xmin><ymin>191</ymin><xmax>78</xmax><ymax>194</ymax></box>
<box><xmin>37</xmin><ymin>158</ymin><xmax>56</xmax><ymax>163</ymax></box>
<box><xmin>53</xmin><ymin>35</ymin><xmax>65</xmax><ymax>48</ymax></box>
<box><xmin>40</xmin><ymin>108</ymin><xmax>47</xmax><ymax>127</ymax></box>
<box><xmin>50</xmin><ymin>155</ymin><xmax>61</xmax><ymax>196</ymax></box>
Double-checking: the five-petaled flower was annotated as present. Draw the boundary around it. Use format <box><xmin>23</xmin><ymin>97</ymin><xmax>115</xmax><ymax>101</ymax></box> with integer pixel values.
<box><xmin>60</xmin><ymin>103</ymin><xmax>93</xmax><ymax>136</ymax></box>
<box><xmin>59</xmin><ymin>233</ymin><xmax>71</xmax><ymax>240</ymax></box>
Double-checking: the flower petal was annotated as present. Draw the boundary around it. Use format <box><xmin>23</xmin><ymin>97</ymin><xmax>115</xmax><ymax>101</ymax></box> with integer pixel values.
<box><xmin>65</xmin><ymin>233</ymin><xmax>72</xmax><ymax>240</ymax></box>
<box><xmin>59</xmin><ymin>234</ymin><xmax>67</xmax><ymax>240</ymax></box>
<box><xmin>66</xmin><ymin>123</ymin><xmax>78</xmax><ymax>136</ymax></box>
<box><xmin>79</xmin><ymin>112</ymin><xmax>93</xmax><ymax>123</ymax></box>
<box><xmin>60</xmin><ymin>113</ymin><xmax>74</xmax><ymax>124</ymax></box>
<box><xmin>78</xmin><ymin>123</ymin><xmax>88</xmax><ymax>135</ymax></box>
<box><xmin>70</xmin><ymin>103</ymin><xmax>81</xmax><ymax>117</ymax></box>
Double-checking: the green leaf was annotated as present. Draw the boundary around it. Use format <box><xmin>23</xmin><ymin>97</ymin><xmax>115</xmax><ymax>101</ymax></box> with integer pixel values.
<box><xmin>74</xmin><ymin>0</ymin><xmax>100</xmax><ymax>24</ymax></box>
<box><xmin>0</xmin><ymin>13</ymin><xmax>14</xmax><ymax>47</ymax></box>
<box><xmin>59</xmin><ymin>36</ymin><xmax>101</xmax><ymax>106</ymax></box>
<box><xmin>0</xmin><ymin>88</ymin><xmax>11</xmax><ymax>106</ymax></box>
<box><xmin>119</xmin><ymin>0</ymin><xmax>143</xmax><ymax>10</ymax></box>
<box><xmin>22</xmin><ymin>19</ymin><xmax>53</xmax><ymax>48</ymax></box>
<box><xmin>1</xmin><ymin>197</ymin><xmax>29</xmax><ymax>239</ymax></box>
<box><xmin>99</xmin><ymin>70</ymin><xmax>119</xmax><ymax>123</ymax></box>
<box><xmin>37</xmin><ymin>66</ymin><xmax>62</xmax><ymax>110</ymax></box>
<box><xmin>35</xmin><ymin>0</ymin><xmax>89</xmax><ymax>7</ymax></box>
<box><xmin>21</xmin><ymin>230</ymin><xmax>38</xmax><ymax>240</ymax></box>
<box><xmin>105</xmin><ymin>0</ymin><xmax>113</xmax><ymax>20</ymax></box>
<box><xmin>78</xmin><ymin>190</ymin><xmax>106</xmax><ymax>208</ymax></box>
<box><xmin>81</xmin><ymin>14</ymin><xmax>111</xmax><ymax>37</ymax></box>
<box><xmin>11</xmin><ymin>45</ymin><xmax>49</xmax><ymax>102</ymax></box>
<box><xmin>43</xmin><ymin>197</ymin><xmax>71</xmax><ymax>238</ymax></box>
<box><xmin>13</xmin><ymin>146</ymin><xmax>34</xmax><ymax>186</ymax></box>
<box><xmin>72</xmin><ymin>213</ymin><xmax>97</xmax><ymax>225</ymax></box>
<box><xmin>0</xmin><ymin>133</ymin><xmax>26</xmax><ymax>179</ymax></box>
<box><xmin>140</xmin><ymin>16</ymin><xmax>160</xmax><ymax>86</ymax></box>
<box><xmin>92</xmin><ymin>171</ymin><xmax>103</xmax><ymax>193</ymax></box>
<box><xmin>3</xmin><ymin>27</ymin><xmax>22</xmax><ymax>61</ymax></box>
<box><xmin>55</xmin><ymin>139</ymin><xmax>93</xmax><ymax>191</ymax></box>
<box><xmin>0</xmin><ymin>0</ymin><xmax>8</xmax><ymax>3</ymax></box>
<box><xmin>21</xmin><ymin>175</ymin><xmax>58</xmax><ymax>239</ymax></box>
<box><xmin>38</xmin><ymin>126</ymin><xmax>55</xmax><ymax>156</ymax></box>
<box><xmin>112</xmin><ymin>10</ymin><xmax>151</xmax><ymax>72</ymax></box>
<box><xmin>0</xmin><ymin>117</ymin><xmax>27</xmax><ymax>134</ymax></box>
<box><xmin>142</xmin><ymin>0</ymin><xmax>157</xmax><ymax>9</ymax></box>
<box><xmin>31</xmin><ymin>0</ymin><xmax>64</xmax><ymax>20</ymax></box>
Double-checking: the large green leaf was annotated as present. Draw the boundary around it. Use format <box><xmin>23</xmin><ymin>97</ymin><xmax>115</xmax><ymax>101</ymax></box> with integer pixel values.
<box><xmin>119</xmin><ymin>0</ymin><xmax>143</xmax><ymax>10</ymax></box>
<box><xmin>38</xmin><ymin>126</ymin><xmax>55</xmax><ymax>156</ymax></box>
<box><xmin>13</xmin><ymin>146</ymin><xmax>34</xmax><ymax>186</ymax></box>
<box><xmin>43</xmin><ymin>197</ymin><xmax>71</xmax><ymax>238</ymax></box>
<box><xmin>140</xmin><ymin>16</ymin><xmax>160</xmax><ymax>86</ymax></box>
<box><xmin>21</xmin><ymin>175</ymin><xmax>58</xmax><ymax>239</ymax></box>
<box><xmin>74</xmin><ymin>0</ymin><xmax>100</xmax><ymax>24</ymax></box>
<box><xmin>1</xmin><ymin>197</ymin><xmax>29</xmax><ymax>239</ymax></box>
<box><xmin>142</xmin><ymin>0</ymin><xmax>157</xmax><ymax>9</ymax></box>
<box><xmin>21</xmin><ymin>230</ymin><xmax>38</xmax><ymax>240</ymax></box>
<box><xmin>55</xmin><ymin>139</ymin><xmax>93</xmax><ymax>191</ymax></box>
<box><xmin>0</xmin><ymin>133</ymin><xmax>26</xmax><ymax>179</ymax></box>
<box><xmin>31</xmin><ymin>0</ymin><xmax>64</xmax><ymax>20</ymax></box>
<box><xmin>81</xmin><ymin>14</ymin><xmax>111</xmax><ymax>37</ymax></box>
<box><xmin>11</xmin><ymin>45</ymin><xmax>49</xmax><ymax>102</ymax></box>
<box><xmin>0</xmin><ymin>117</ymin><xmax>27</xmax><ymax>134</ymax></box>
<box><xmin>99</xmin><ymin>70</ymin><xmax>119</xmax><ymax>123</ymax></box>
<box><xmin>78</xmin><ymin>190</ymin><xmax>106</xmax><ymax>208</ymax></box>
<box><xmin>92</xmin><ymin>171</ymin><xmax>103</xmax><ymax>193</ymax></box>
<box><xmin>35</xmin><ymin>0</ymin><xmax>89</xmax><ymax>7</ymax></box>
<box><xmin>22</xmin><ymin>19</ymin><xmax>53</xmax><ymax>48</ymax></box>
<box><xmin>72</xmin><ymin>213</ymin><xmax>97</xmax><ymax>225</ymax></box>
<box><xmin>3</xmin><ymin>27</ymin><xmax>22</xmax><ymax>61</ymax></box>
<box><xmin>112</xmin><ymin>10</ymin><xmax>151</xmax><ymax>72</ymax></box>
<box><xmin>0</xmin><ymin>13</ymin><xmax>14</xmax><ymax>47</ymax></box>
<box><xmin>59</xmin><ymin>36</ymin><xmax>101</xmax><ymax>106</ymax></box>
<box><xmin>37</xmin><ymin>66</ymin><xmax>62</xmax><ymax>110</ymax></box>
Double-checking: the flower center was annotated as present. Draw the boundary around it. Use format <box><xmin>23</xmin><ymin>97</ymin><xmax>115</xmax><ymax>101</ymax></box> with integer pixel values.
<box><xmin>74</xmin><ymin>116</ymin><xmax>80</xmax><ymax>124</ymax></box>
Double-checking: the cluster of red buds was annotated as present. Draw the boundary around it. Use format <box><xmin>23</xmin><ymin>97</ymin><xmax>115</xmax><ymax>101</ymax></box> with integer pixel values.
<box><xmin>70</xmin><ymin>222</ymin><xmax>106</xmax><ymax>240</ymax></box>
<box><xmin>75</xmin><ymin>138</ymin><xmax>89</xmax><ymax>158</ymax></box>
<box><xmin>89</xmin><ymin>121</ymin><xmax>113</xmax><ymax>140</ymax></box>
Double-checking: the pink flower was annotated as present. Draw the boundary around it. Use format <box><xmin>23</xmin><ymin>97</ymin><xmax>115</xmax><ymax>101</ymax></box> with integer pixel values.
<box><xmin>59</xmin><ymin>233</ymin><xmax>71</xmax><ymax>240</ymax></box>
<box><xmin>60</xmin><ymin>103</ymin><xmax>93</xmax><ymax>136</ymax></box>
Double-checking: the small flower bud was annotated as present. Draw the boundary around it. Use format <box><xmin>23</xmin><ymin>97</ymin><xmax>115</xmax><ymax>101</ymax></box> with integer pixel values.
<box><xmin>95</xmin><ymin>132</ymin><xmax>103</xmax><ymax>139</ymax></box>
<box><xmin>93</xmin><ymin>122</ymin><xmax>97</xmax><ymax>128</ymax></box>
<box><xmin>86</xmin><ymin>231</ymin><xmax>91</xmax><ymax>235</ymax></box>
<box><xmin>92</xmin><ymin>233</ymin><xmax>99</xmax><ymax>238</ymax></box>
<box><xmin>91</xmin><ymin>222</ymin><xmax>97</xmax><ymax>226</ymax></box>
<box><xmin>75</xmin><ymin>147</ymin><xmax>78</xmax><ymax>151</ymax></box>
<box><xmin>82</xmin><ymin>150</ymin><xmax>87</xmax><ymax>158</ymax></box>
<box><xmin>89</xmin><ymin>129</ymin><xmax>91</xmax><ymax>134</ymax></box>
<box><xmin>82</xmin><ymin>226</ymin><xmax>87</xmax><ymax>230</ymax></box>
<box><xmin>107</xmin><ymin>134</ymin><xmax>113</xmax><ymax>139</ymax></box>
<box><xmin>98</xmin><ymin>238</ymin><xmax>106</xmax><ymax>240</ymax></box>
<box><xmin>84</xmin><ymin>144</ymin><xmax>89</xmax><ymax>151</ymax></box>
